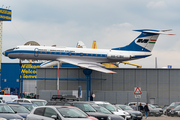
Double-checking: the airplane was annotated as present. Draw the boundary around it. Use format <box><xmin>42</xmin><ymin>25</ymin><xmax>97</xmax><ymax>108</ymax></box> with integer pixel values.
<box><xmin>3</xmin><ymin>29</ymin><xmax>175</xmax><ymax>74</ymax></box>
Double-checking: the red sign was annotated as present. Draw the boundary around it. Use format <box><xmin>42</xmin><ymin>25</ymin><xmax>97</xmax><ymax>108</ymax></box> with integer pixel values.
<box><xmin>134</xmin><ymin>87</ymin><xmax>142</xmax><ymax>95</ymax></box>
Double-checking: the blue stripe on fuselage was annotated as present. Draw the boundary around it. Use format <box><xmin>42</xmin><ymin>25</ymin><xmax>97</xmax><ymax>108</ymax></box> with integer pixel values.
<box><xmin>6</xmin><ymin>50</ymin><xmax>107</xmax><ymax>58</ymax></box>
<box><xmin>132</xmin><ymin>54</ymin><xmax>151</xmax><ymax>59</ymax></box>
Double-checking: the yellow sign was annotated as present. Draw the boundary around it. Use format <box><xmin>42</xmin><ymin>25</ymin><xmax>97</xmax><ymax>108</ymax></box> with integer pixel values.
<box><xmin>20</xmin><ymin>64</ymin><xmax>40</xmax><ymax>79</ymax></box>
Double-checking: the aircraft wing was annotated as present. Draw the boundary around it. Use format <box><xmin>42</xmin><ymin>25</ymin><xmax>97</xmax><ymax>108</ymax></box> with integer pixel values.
<box><xmin>57</xmin><ymin>58</ymin><xmax>116</xmax><ymax>74</ymax></box>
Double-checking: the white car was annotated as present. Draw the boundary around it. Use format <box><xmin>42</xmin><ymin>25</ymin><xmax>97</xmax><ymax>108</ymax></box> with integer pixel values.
<box><xmin>12</xmin><ymin>98</ymin><xmax>47</xmax><ymax>106</ymax></box>
<box><xmin>92</xmin><ymin>101</ymin><xmax>131</xmax><ymax>120</ymax></box>
<box><xmin>26</xmin><ymin>106</ymin><xmax>98</xmax><ymax>120</ymax></box>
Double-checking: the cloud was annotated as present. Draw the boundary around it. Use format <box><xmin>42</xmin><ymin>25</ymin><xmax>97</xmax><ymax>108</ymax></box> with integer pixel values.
<box><xmin>147</xmin><ymin>1</ymin><xmax>167</xmax><ymax>9</ymax></box>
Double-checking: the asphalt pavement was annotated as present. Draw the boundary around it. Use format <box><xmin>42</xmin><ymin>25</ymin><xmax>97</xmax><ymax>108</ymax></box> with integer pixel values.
<box><xmin>142</xmin><ymin>115</ymin><xmax>180</xmax><ymax>120</ymax></box>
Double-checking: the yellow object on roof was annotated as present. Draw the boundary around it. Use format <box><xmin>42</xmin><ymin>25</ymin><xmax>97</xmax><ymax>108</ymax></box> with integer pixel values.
<box><xmin>92</xmin><ymin>41</ymin><xmax>97</xmax><ymax>49</ymax></box>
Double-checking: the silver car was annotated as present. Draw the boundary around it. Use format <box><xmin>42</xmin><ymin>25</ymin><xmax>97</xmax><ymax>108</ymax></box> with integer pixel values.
<box><xmin>26</xmin><ymin>106</ymin><xmax>97</xmax><ymax>120</ymax></box>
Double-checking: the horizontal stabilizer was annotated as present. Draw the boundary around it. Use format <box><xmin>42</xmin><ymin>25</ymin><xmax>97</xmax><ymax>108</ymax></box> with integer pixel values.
<box><xmin>134</xmin><ymin>29</ymin><xmax>175</xmax><ymax>35</ymax></box>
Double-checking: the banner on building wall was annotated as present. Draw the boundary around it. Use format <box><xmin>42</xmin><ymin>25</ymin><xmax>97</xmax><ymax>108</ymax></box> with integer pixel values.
<box><xmin>20</xmin><ymin>63</ymin><xmax>40</xmax><ymax>79</ymax></box>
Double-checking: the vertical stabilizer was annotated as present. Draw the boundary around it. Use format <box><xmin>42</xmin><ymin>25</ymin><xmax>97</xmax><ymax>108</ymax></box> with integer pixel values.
<box><xmin>111</xmin><ymin>29</ymin><xmax>175</xmax><ymax>52</ymax></box>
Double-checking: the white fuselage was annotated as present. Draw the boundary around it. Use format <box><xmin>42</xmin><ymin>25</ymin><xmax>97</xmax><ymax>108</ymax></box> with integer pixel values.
<box><xmin>5</xmin><ymin>45</ymin><xmax>151</xmax><ymax>63</ymax></box>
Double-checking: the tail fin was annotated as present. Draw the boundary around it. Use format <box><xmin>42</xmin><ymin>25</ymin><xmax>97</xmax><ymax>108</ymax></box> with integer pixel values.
<box><xmin>111</xmin><ymin>29</ymin><xmax>175</xmax><ymax>52</ymax></box>
<box><xmin>92</xmin><ymin>41</ymin><xmax>97</xmax><ymax>49</ymax></box>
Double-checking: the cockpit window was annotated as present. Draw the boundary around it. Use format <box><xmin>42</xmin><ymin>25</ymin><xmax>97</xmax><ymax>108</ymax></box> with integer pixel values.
<box><xmin>6</xmin><ymin>47</ymin><xmax>19</xmax><ymax>51</ymax></box>
<box><xmin>14</xmin><ymin>47</ymin><xmax>19</xmax><ymax>49</ymax></box>
<box><xmin>6</xmin><ymin>48</ymin><xmax>14</xmax><ymax>51</ymax></box>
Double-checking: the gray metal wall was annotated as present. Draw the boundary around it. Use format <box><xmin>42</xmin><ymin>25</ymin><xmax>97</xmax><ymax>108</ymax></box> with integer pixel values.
<box><xmin>37</xmin><ymin>68</ymin><xmax>180</xmax><ymax>106</ymax></box>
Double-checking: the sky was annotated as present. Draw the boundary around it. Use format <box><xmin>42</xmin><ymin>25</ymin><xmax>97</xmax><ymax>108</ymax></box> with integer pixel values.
<box><xmin>1</xmin><ymin>0</ymin><xmax>180</xmax><ymax>68</ymax></box>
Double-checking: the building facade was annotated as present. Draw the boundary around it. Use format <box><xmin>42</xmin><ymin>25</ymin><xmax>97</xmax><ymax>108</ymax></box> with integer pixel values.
<box><xmin>1</xmin><ymin>63</ymin><xmax>180</xmax><ymax>106</ymax></box>
<box><xmin>37</xmin><ymin>68</ymin><xmax>180</xmax><ymax>106</ymax></box>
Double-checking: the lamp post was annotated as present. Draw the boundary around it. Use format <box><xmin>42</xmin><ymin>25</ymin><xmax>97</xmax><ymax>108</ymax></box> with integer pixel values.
<box><xmin>19</xmin><ymin>60</ymin><xmax>23</xmax><ymax>98</ymax></box>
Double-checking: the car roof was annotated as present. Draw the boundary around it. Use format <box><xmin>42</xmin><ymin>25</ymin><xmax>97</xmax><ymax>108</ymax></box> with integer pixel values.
<box><xmin>13</xmin><ymin>99</ymin><xmax>47</xmax><ymax>101</ymax></box>
<box><xmin>6</xmin><ymin>102</ymin><xmax>34</xmax><ymax>105</ymax></box>
<box><xmin>37</xmin><ymin>105</ymin><xmax>77</xmax><ymax>109</ymax></box>
<box><xmin>115</xmin><ymin>104</ymin><xmax>127</xmax><ymax>106</ymax></box>
<box><xmin>7</xmin><ymin>104</ymin><xmax>22</xmax><ymax>106</ymax></box>
<box><xmin>91</xmin><ymin>101</ymin><xmax>110</xmax><ymax>104</ymax></box>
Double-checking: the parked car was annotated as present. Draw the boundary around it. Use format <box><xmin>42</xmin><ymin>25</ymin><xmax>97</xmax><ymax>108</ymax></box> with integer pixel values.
<box><xmin>6</xmin><ymin>102</ymin><xmax>38</xmax><ymax>111</ymax></box>
<box><xmin>148</xmin><ymin>104</ymin><xmax>163</xmax><ymax>117</ymax></box>
<box><xmin>0</xmin><ymin>95</ymin><xmax>18</xmax><ymax>102</ymax></box>
<box><xmin>127</xmin><ymin>102</ymin><xmax>146</xmax><ymax>107</ymax></box>
<box><xmin>92</xmin><ymin>101</ymin><xmax>130</xmax><ymax>120</ymax></box>
<box><xmin>169</xmin><ymin>105</ymin><xmax>180</xmax><ymax>117</ymax></box>
<box><xmin>86</xmin><ymin>102</ymin><xmax>126</xmax><ymax>120</ymax></box>
<box><xmin>165</xmin><ymin>102</ymin><xmax>180</xmax><ymax>116</ymax></box>
<box><xmin>115</xmin><ymin>104</ymin><xmax>143</xmax><ymax>120</ymax></box>
<box><xmin>26</xmin><ymin>105</ymin><xmax>98</xmax><ymax>120</ymax></box>
<box><xmin>7</xmin><ymin>104</ymin><xmax>30</xmax><ymax>119</ymax></box>
<box><xmin>162</xmin><ymin>105</ymin><xmax>169</xmax><ymax>115</ymax></box>
<box><xmin>46</xmin><ymin>101</ymin><xmax>125</xmax><ymax>120</ymax></box>
<box><xmin>12</xmin><ymin>98</ymin><xmax>47</xmax><ymax>106</ymax></box>
<box><xmin>152</xmin><ymin>104</ymin><xmax>161</xmax><ymax>108</ymax></box>
<box><xmin>0</xmin><ymin>103</ymin><xmax>24</xmax><ymax>120</ymax></box>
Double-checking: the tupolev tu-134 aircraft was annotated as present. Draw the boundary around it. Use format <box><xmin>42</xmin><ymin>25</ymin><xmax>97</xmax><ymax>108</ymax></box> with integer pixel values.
<box><xmin>3</xmin><ymin>29</ymin><xmax>175</xmax><ymax>74</ymax></box>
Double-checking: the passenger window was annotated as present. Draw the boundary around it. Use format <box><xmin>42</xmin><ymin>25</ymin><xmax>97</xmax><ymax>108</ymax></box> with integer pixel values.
<box><xmin>24</xmin><ymin>100</ymin><xmax>30</xmax><ymax>103</ymax></box>
<box><xmin>34</xmin><ymin>108</ymin><xmax>45</xmax><ymax>116</ymax></box>
<box><xmin>17</xmin><ymin>100</ymin><xmax>23</xmax><ymax>102</ymax></box>
<box><xmin>44</xmin><ymin>108</ymin><xmax>61</xmax><ymax>119</ymax></box>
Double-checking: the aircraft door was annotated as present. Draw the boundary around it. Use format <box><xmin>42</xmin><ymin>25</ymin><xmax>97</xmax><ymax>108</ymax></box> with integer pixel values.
<box><xmin>34</xmin><ymin>48</ymin><xmax>39</xmax><ymax>57</ymax></box>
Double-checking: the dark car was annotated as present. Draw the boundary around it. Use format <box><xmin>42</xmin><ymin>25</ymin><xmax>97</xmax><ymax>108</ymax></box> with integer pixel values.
<box><xmin>165</xmin><ymin>102</ymin><xmax>180</xmax><ymax>116</ymax></box>
<box><xmin>47</xmin><ymin>101</ymin><xmax>125</xmax><ymax>120</ymax></box>
<box><xmin>169</xmin><ymin>105</ymin><xmax>180</xmax><ymax>117</ymax></box>
<box><xmin>88</xmin><ymin>103</ymin><xmax>126</xmax><ymax>120</ymax></box>
<box><xmin>148</xmin><ymin>104</ymin><xmax>163</xmax><ymax>117</ymax></box>
<box><xmin>0</xmin><ymin>103</ymin><xmax>24</xmax><ymax>120</ymax></box>
<box><xmin>115</xmin><ymin>104</ymin><xmax>143</xmax><ymax>120</ymax></box>
<box><xmin>7</xmin><ymin>104</ymin><xmax>30</xmax><ymax>119</ymax></box>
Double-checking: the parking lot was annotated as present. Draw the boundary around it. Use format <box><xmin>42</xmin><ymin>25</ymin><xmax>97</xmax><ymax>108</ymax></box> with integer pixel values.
<box><xmin>142</xmin><ymin>115</ymin><xmax>180</xmax><ymax>120</ymax></box>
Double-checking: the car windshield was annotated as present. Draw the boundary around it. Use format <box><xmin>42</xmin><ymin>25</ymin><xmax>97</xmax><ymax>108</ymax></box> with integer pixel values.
<box><xmin>92</xmin><ymin>106</ymin><xmax>112</xmax><ymax>114</ymax></box>
<box><xmin>57</xmin><ymin>107</ymin><xmax>88</xmax><ymax>118</ymax></box>
<box><xmin>0</xmin><ymin>104</ymin><xmax>14</xmax><ymax>113</ymax></box>
<box><xmin>98</xmin><ymin>104</ymin><xmax>118</xmax><ymax>112</ymax></box>
<box><xmin>22</xmin><ymin>104</ymin><xmax>37</xmax><ymax>111</ymax></box>
<box><xmin>118</xmin><ymin>105</ymin><xmax>133</xmax><ymax>110</ymax></box>
<box><xmin>72</xmin><ymin>103</ymin><xmax>96</xmax><ymax>112</ymax></box>
<box><xmin>169</xmin><ymin>102</ymin><xmax>180</xmax><ymax>107</ymax></box>
<box><xmin>31</xmin><ymin>101</ymin><xmax>47</xmax><ymax>106</ymax></box>
<box><xmin>174</xmin><ymin>105</ymin><xmax>180</xmax><ymax>110</ymax></box>
<box><xmin>148</xmin><ymin>104</ymin><xmax>156</xmax><ymax>109</ymax></box>
<box><xmin>9</xmin><ymin>105</ymin><xmax>29</xmax><ymax>113</ymax></box>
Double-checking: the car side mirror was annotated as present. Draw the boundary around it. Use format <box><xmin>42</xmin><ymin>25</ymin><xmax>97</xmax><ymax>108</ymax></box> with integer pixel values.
<box><xmin>51</xmin><ymin>115</ymin><xmax>60</xmax><ymax>120</ymax></box>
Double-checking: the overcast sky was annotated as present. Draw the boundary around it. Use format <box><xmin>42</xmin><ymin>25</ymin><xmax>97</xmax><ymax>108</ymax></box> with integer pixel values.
<box><xmin>1</xmin><ymin>0</ymin><xmax>180</xmax><ymax>68</ymax></box>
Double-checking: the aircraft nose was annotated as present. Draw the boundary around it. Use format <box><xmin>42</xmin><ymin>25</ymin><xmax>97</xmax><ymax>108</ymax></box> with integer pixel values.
<box><xmin>2</xmin><ymin>51</ymin><xmax>6</xmax><ymax>56</ymax></box>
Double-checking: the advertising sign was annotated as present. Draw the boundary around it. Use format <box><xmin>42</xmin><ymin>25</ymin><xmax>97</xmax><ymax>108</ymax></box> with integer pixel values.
<box><xmin>20</xmin><ymin>63</ymin><xmax>40</xmax><ymax>79</ymax></box>
<box><xmin>0</xmin><ymin>8</ymin><xmax>11</xmax><ymax>21</ymax></box>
